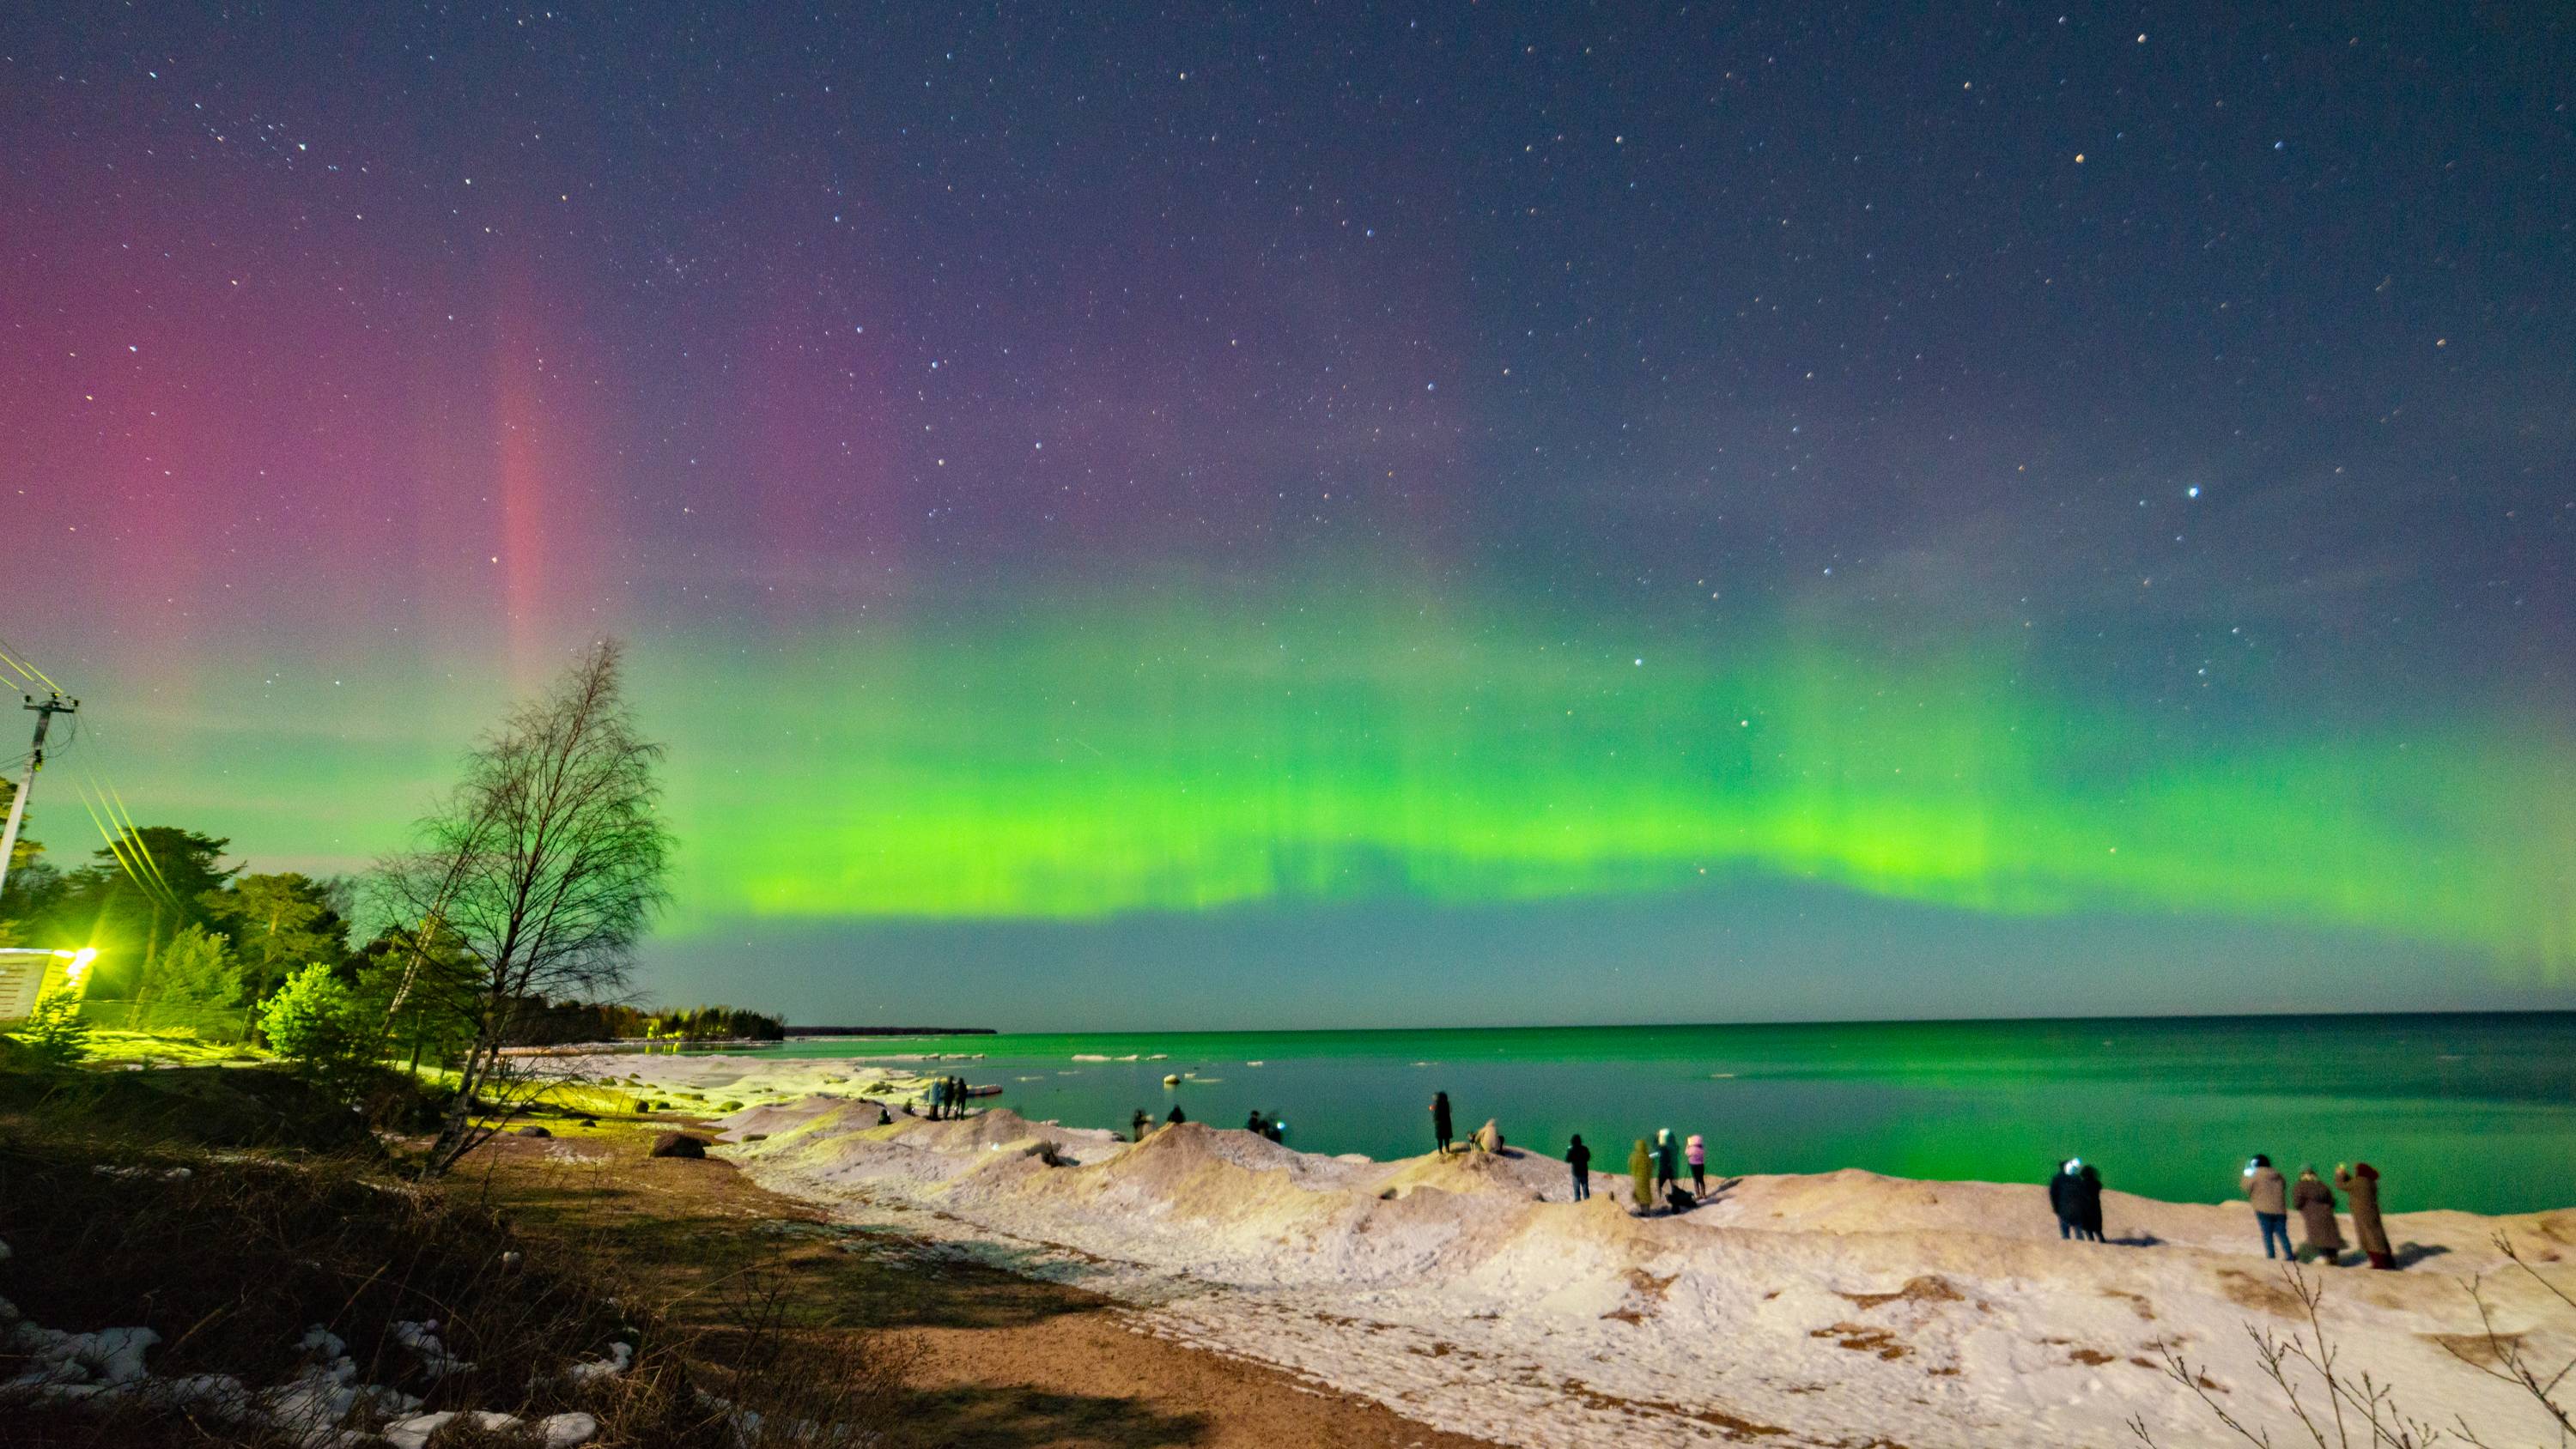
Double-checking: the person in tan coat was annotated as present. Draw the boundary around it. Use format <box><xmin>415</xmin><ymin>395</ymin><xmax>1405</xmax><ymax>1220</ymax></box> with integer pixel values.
<box><xmin>2293</xmin><ymin>1166</ymin><xmax>2345</xmax><ymax>1265</ymax></box>
<box><xmin>2244</xmin><ymin>1154</ymin><xmax>2293</xmax><ymax>1259</ymax></box>
<box><xmin>2336</xmin><ymin>1161</ymin><xmax>2394</xmax><ymax>1269</ymax></box>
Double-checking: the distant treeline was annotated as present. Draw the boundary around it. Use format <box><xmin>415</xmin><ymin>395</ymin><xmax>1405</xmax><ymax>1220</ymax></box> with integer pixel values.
<box><xmin>514</xmin><ymin>1000</ymin><xmax>787</xmax><ymax>1046</ymax></box>
<box><xmin>788</xmin><ymin>1026</ymin><xmax>996</xmax><ymax>1037</ymax></box>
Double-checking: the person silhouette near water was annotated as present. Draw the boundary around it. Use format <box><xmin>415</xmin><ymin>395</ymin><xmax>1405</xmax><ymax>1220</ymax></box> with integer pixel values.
<box><xmin>1131</xmin><ymin>1109</ymin><xmax>1151</xmax><ymax>1141</ymax></box>
<box><xmin>2049</xmin><ymin>1159</ymin><xmax>2081</xmax><ymax>1239</ymax></box>
<box><xmin>2075</xmin><ymin>1162</ymin><xmax>2105</xmax><ymax>1242</ymax></box>
<box><xmin>1567</xmin><ymin>1134</ymin><xmax>1592</xmax><ymax>1201</ymax></box>
<box><xmin>1166</xmin><ymin>1103</ymin><xmax>1187</xmax><ymax>1126</ymax></box>
<box><xmin>1431</xmin><ymin>1091</ymin><xmax>1454</xmax><ymax>1155</ymax></box>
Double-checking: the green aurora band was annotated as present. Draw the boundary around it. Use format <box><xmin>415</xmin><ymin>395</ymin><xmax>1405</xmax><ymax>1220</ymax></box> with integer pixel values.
<box><xmin>624</xmin><ymin>591</ymin><xmax>2574</xmax><ymax>973</ymax></box>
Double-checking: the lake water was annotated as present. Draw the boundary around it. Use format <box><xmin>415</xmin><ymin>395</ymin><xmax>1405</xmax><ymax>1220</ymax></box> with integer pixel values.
<box><xmin>714</xmin><ymin>1014</ymin><xmax>2576</xmax><ymax>1216</ymax></box>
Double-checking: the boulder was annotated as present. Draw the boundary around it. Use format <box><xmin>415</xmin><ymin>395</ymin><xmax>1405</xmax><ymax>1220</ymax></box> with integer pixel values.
<box><xmin>514</xmin><ymin>1125</ymin><xmax>553</xmax><ymax>1138</ymax></box>
<box><xmin>649</xmin><ymin>1132</ymin><xmax>710</xmax><ymax>1160</ymax></box>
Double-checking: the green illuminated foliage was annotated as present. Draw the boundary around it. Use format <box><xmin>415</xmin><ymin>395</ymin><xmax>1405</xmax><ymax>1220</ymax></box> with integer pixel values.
<box><xmin>12</xmin><ymin>986</ymin><xmax>93</xmax><ymax>1066</ymax></box>
<box><xmin>258</xmin><ymin>962</ymin><xmax>361</xmax><ymax>1077</ymax></box>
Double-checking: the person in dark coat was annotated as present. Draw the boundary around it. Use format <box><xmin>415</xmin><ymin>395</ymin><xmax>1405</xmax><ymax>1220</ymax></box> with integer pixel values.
<box><xmin>2075</xmin><ymin>1163</ymin><xmax>2106</xmax><ymax>1242</ymax></box>
<box><xmin>2336</xmin><ymin>1162</ymin><xmax>2393</xmax><ymax>1269</ymax></box>
<box><xmin>1566</xmin><ymin>1134</ymin><xmax>1593</xmax><ymax>1201</ymax></box>
<box><xmin>1166</xmin><ymin>1103</ymin><xmax>1187</xmax><ymax>1125</ymax></box>
<box><xmin>1653</xmin><ymin>1129</ymin><xmax>1680</xmax><ymax>1196</ymax></box>
<box><xmin>2048</xmin><ymin>1159</ymin><xmax>2081</xmax><ymax>1240</ymax></box>
<box><xmin>1431</xmin><ymin>1092</ymin><xmax>1454</xmax><ymax>1155</ymax></box>
<box><xmin>2293</xmin><ymin>1166</ymin><xmax>2345</xmax><ymax>1265</ymax></box>
<box><xmin>953</xmin><ymin>1076</ymin><xmax>972</xmax><ymax>1116</ymax></box>
<box><xmin>1247</xmin><ymin>1109</ymin><xmax>1268</xmax><ymax>1137</ymax></box>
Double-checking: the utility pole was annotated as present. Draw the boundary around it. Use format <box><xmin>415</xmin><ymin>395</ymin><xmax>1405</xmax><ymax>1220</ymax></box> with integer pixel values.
<box><xmin>0</xmin><ymin>690</ymin><xmax>78</xmax><ymax>906</ymax></box>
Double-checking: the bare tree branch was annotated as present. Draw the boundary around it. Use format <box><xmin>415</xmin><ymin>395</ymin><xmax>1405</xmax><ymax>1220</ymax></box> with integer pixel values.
<box><xmin>374</xmin><ymin>640</ymin><xmax>672</xmax><ymax>1176</ymax></box>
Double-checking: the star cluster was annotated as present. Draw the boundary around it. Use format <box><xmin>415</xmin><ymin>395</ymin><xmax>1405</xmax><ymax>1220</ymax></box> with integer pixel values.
<box><xmin>3</xmin><ymin>4</ymin><xmax>2571</xmax><ymax>1023</ymax></box>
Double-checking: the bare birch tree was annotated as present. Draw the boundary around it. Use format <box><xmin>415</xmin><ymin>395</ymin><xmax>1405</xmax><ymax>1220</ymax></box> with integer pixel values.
<box><xmin>376</xmin><ymin>640</ymin><xmax>672</xmax><ymax>1175</ymax></box>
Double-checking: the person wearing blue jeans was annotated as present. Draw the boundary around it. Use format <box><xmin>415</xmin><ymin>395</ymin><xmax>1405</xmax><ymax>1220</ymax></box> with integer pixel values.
<box><xmin>2258</xmin><ymin>1212</ymin><xmax>2293</xmax><ymax>1258</ymax></box>
<box><xmin>2244</xmin><ymin>1154</ymin><xmax>2293</xmax><ymax>1258</ymax></box>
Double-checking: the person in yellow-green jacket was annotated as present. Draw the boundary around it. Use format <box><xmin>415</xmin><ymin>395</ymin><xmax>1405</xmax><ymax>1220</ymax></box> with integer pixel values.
<box><xmin>1628</xmin><ymin>1139</ymin><xmax>1655</xmax><ymax>1214</ymax></box>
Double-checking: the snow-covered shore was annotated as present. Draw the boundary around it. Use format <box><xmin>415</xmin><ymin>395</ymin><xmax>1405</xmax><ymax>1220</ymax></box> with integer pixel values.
<box><xmin>616</xmin><ymin>1055</ymin><xmax>2576</xmax><ymax>1447</ymax></box>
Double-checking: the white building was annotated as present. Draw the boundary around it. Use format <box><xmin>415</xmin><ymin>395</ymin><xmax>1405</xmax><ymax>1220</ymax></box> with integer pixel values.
<box><xmin>0</xmin><ymin>947</ymin><xmax>94</xmax><ymax>1023</ymax></box>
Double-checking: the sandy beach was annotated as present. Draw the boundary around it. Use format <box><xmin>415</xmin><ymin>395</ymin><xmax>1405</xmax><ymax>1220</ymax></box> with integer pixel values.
<box><xmin>544</xmin><ymin>1052</ymin><xmax>2576</xmax><ymax>1447</ymax></box>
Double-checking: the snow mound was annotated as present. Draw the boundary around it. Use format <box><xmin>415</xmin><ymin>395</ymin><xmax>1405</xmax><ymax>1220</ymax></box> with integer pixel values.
<box><xmin>693</xmin><ymin>1076</ymin><xmax>2576</xmax><ymax>1449</ymax></box>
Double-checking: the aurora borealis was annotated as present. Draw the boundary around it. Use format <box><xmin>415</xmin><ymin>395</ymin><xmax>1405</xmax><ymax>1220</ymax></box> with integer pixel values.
<box><xmin>3</xmin><ymin>5</ymin><xmax>2572</xmax><ymax>1028</ymax></box>
<box><xmin>650</xmin><ymin>591</ymin><xmax>2575</xmax><ymax>963</ymax></box>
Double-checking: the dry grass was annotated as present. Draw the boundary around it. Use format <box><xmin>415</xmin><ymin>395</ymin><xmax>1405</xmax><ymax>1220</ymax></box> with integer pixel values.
<box><xmin>0</xmin><ymin>1076</ymin><xmax>916</xmax><ymax>1447</ymax></box>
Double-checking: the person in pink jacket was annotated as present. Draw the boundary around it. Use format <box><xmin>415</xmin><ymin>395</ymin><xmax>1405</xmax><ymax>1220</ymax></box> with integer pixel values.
<box><xmin>1685</xmin><ymin>1133</ymin><xmax>1707</xmax><ymax>1197</ymax></box>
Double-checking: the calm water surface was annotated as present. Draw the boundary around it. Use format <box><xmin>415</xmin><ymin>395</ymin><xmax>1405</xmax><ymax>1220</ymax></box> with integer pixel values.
<box><xmin>702</xmin><ymin>1015</ymin><xmax>2576</xmax><ymax>1216</ymax></box>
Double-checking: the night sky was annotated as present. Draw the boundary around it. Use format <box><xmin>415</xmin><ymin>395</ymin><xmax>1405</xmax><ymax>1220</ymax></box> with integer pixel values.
<box><xmin>5</xmin><ymin>4</ymin><xmax>2572</xmax><ymax>1029</ymax></box>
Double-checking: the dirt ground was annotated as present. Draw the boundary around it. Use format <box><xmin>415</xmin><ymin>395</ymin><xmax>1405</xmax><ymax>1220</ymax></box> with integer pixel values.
<box><xmin>468</xmin><ymin>1120</ymin><xmax>1498</xmax><ymax>1449</ymax></box>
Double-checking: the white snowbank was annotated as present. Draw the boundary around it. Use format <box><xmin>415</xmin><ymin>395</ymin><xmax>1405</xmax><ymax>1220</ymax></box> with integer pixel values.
<box><xmin>647</xmin><ymin>1058</ymin><xmax>2576</xmax><ymax>1449</ymax></box>
<box><xmin>544</xmin><ymin>1050</ymin><xmax>946</xmax><ymax>1113</ymax></box>
<box><xmin>0</xmin><ymin>1306</ymin><xmax>602</xmax><ymax>1446</ymax></box>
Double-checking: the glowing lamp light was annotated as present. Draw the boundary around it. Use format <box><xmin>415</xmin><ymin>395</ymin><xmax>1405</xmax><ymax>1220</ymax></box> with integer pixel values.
<box><xmin>57</xmin><ymin>947</ymin><xmax>98</xmax><ymax>981</ymax></box>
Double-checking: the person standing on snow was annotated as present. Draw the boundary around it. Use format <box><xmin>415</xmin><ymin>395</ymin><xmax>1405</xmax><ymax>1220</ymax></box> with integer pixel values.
<box><xmin>2244</xmin><ymin>1155</ymin><xmax>2292</xmax><ymax>1259</ymax></box>
<box><xmin>2049</xmin><ymin>1158</ymin><xmax>2083</xmax><ymax>1240</ymax></box>
<box><xmin>2336</xmin><ymin>1162</ymin><xmax>2394</xmax><ymax>1269</ymax></box>
<box><xmin>2075</xmin><ymin>1162</ymin><xmax>2106</xmax><ymax>1242</ymax></box>
<box><xmin>2293</xmin><ymin>1166</ymin><xmax>2346</xmax><ymax>1265</ymax></box>
<box><xmin>1685</xmin><ymin>1133</ymin><xmax>1708</xmax><ymax>1198</ymax></box>
<box><xmin>1566</xmin><ymin>1134</ymin><xmax>1592</xmax><ymax>1201</ymax></box>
